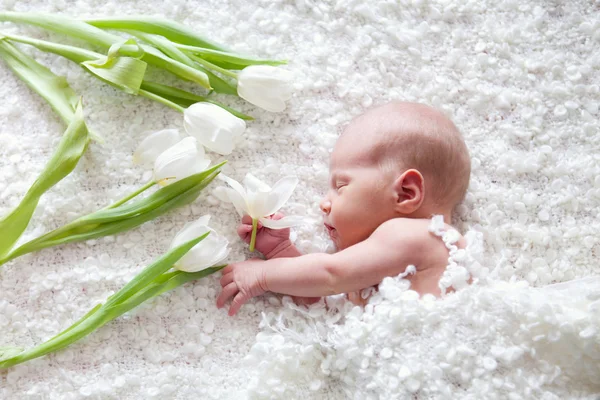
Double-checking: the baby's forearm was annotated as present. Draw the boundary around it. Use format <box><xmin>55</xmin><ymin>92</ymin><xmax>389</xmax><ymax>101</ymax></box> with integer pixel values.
<box><xmin>263</xmin><ymin>253</ymin><xmax>337</xmax><ymax>297</ymax></box>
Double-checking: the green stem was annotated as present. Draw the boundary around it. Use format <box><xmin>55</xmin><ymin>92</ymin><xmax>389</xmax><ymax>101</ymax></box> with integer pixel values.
<box><xmin>104</xmin><ymin>180</ymin><xmax>155</xmax><ymax>210</ymax></box>
<box><xmin>138</xmin><ymin>89</ymin><xmax>185</xmax><ymax>112</ymax></box>
<box><xmin>188</xmin><ymin>53</ymin><xmax>238</xmax><ymax>79</ymax></box>
<box><xmin>173</xmin><ymin>43</ymin><xmax>286</xmax><ymax>67</ymax></box>
<box><xmin>249</xmin><ymin>218</ymin><xmax>258</xmax><ymax>252</ymax></box>
<box><xmin>0</xmin><ymin>31</ymin><xmax>100</xmax><ymax>63</ymax></box>
<box><xmin>140</xmin><ymin>81</ymin><xmax>253</xmax><ymax>121</ymax></box>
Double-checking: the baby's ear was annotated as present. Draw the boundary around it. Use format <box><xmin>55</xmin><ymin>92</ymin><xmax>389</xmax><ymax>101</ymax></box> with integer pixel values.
<box><xmin>392</xmin><ymin>169</ymin><xmax>425</xmax><ymax>214</ymax></box>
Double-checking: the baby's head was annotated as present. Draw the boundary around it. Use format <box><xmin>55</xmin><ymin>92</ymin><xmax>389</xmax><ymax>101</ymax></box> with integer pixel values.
<box><xmin>320</xmin><ymin>102</ymin><xmax>471</xmax><ymax>249</ymax></box>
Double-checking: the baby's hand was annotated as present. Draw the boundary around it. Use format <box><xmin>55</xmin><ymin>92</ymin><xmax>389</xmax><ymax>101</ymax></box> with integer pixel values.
<box><xmin>217</xmin><ymin>258</ymin><xmax>268</xmax><ymax>316</ymax></box>
<box><xmin>237</xmin><ymin>213</ymin><xmax>292</xmax><ymax>258</ymax></box>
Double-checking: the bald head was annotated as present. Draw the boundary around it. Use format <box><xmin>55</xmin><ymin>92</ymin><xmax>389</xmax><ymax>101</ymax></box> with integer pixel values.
<box><xmin>340</xmin><ymin>102</ymin><xmax>471</xmax><ymax>211</ymax></box>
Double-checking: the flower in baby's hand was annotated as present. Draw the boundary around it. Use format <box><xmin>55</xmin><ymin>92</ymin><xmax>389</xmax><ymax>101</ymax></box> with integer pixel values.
<box><xmin>170</xmin><ymin>215</ymin><xmax>230</xmax><ymax>272</ymax></box>
<box><xmin>215</xmin><ymin>173</ymin><xmax>302</xmax><ymax>251</ymax></box>
<box><xmin>237</xmin><ymin>65</ymin><xmax>293</xmax><ymax>112</ymax></box>
<box><xmin>183</xmin><ymin>102</ymin><xmax>247</xmax><ymax>155</ymax></box>
<box><xmin>134</xmin><ymin>129</ymin><xmax>211</xmax><ymax>186</ymax></box>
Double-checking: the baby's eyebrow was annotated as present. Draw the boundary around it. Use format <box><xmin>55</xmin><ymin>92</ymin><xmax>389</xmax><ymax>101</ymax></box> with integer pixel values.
<box><xmin>330</xmin><ymin>171</ymin><xmax>350</xmax><ymax>184</ymax></box>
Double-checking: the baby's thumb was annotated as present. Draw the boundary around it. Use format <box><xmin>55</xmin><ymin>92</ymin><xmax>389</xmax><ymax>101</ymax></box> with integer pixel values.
<box><xmin>270</xmin><ymin>212</ymin><xmax>285</xmax><ymax>221</ymax></box>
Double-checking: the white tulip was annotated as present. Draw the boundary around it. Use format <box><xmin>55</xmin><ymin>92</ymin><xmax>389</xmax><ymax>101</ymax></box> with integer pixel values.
<box><xmin>183</xmin><ymin>102</ymin><xmax>246</xmax><ymax>155</ymax></box>
<box><xmin>153</xmin><ymin>137</ymin><xmax>211</xmax><ymax>186</ymax></box>
<box><xmin>134</xmin><ymin>132</ymin><xmax>211</xmax><ymax>186</ymax></box>
<box><xmin>216</xmin><ymin>173</ymin><xmax>302</xmax><ymax>251</ymax></box>
<box><xmin>170</xmin><ymin>215</ymin><xmax>230</xmax><ymax>272</ymax></box>
<box><xmin>237</xmin><ymin>65</ymin><xmax>293</xmax><ymax>112</ymax></box>
<box><xmin>133</xmin><ymin>129</ymin><xmax>181</xmax><ymax>165</ymax></box>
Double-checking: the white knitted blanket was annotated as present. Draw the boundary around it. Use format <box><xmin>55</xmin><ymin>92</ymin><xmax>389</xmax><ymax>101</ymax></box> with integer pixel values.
<box><xmin>1</xmin><ymin>0</ymin><xmax>599</xmax><ymax>398</ymax></box>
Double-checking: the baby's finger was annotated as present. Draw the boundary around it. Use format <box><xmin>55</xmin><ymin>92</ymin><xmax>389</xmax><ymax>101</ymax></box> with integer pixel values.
<box><xmin>270</xmin><ymin>212</ymin><xmax>285</xmax><ymax>221</ymax></box>
<box><xmin>220</xmin><ymin>271</ymin><xmax>234</xmax><ymax>287</ymax></box>
<box><xmin>237</xmin><ymin>224</ymin><xmax>253</xmax><ymax>238</ymax></box>
<box><xmin>216</xmin><ymin>282</ymin><xmax>238</xmax><ymax>309</ymax></box>
<box><xmin>221</xmin><ymin>264</ymin><xmax>234</xmax><ymax>275</ymax></box>
<box><xmin>241</xmin><ymin>215</ymin><xmax>263</xmax><ymax>229</ymax></box>
<box><xmin>229</xmin><ymin>292</ymin><xmax>250</xmax><ymax>316</ymax></box>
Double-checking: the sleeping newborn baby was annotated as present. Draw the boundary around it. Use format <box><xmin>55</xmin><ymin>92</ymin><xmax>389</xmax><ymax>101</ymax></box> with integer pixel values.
<box><xmin>216</xmin><ymin>102</ymin><xmax>471</xmax><ymax>315</ymax></box>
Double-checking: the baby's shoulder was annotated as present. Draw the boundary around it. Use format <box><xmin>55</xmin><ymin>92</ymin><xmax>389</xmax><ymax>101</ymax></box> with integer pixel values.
<box><xmin>373</xmin><ymin>217</ymin><xmax>465</xmax><ymax>250</ymax></box>
<box><xmin>373</xmin><ymin>217</ymin><xmax>464</xmax><ymax>272</ymax></box>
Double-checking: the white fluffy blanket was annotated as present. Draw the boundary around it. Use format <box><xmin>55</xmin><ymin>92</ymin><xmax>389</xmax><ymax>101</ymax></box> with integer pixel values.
<box><xmin>1</xmin><ymin>0</ymin><xmax>599</xmax><ymax>399</ymax></box>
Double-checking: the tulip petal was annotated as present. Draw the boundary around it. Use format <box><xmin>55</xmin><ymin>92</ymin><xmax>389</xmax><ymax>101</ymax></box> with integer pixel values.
<box><xmin>223</xmin><ymin>188</ymin><xmax>249</xmax><ymax>217</ymax></box>
<box><xmin>259</xmin><ymin>176</ymin><xmax>299</xmax><ymax>216</ymax></box>
<box><xmin>133</xmin><ymin>128</ymin><xmax>181</xmax><ymax>165</ymax></box>
<box><xmin>183</xmin><ymin>102</ymin><xmax>246</xmax><ymax>155</ymax></box>
<box><xmin>218</xmin><ymin>175</ymin><xmax>250</xmax><ymax>216</ymax></box>
<box><xmin>153</xmin><ymin>137</ymin><xmax>211</xmax><ymax>185</ymax></box>
<box><xmin>171</xmin><ymin>215</ymin><xmax>230</xmax><ymax>272</ymax></box>
<box><xmin>259</xmin><ymin>215</ymin><xmax>303</xmax><ymax>229</ymax></box>
<box><xmin>237</xmin><ymin>66</ymin><xmax>293</xmax><ymax>112</ymax></box>
<box><xmin>243</xmin><ymin>173</ymin><xmax>271</xmax><ymax>192</ymax></box>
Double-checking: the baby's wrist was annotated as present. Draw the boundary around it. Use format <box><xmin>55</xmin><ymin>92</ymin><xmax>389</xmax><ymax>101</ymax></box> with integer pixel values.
<box><xmin>265</xmin><ymin>240</ymin><xmax>294</xmax><ymax>259</ymax></box>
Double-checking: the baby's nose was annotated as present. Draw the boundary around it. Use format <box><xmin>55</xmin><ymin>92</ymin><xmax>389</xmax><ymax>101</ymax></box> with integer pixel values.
<box><xmin>319</xmin><ymin>199</ymin><xmax>331</xmax><ymax>214</ymax></box>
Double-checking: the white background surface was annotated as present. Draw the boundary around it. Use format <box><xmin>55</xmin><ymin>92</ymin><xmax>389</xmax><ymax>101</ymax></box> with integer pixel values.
<box><xmin>0</xmin><ymin>0</ymin><xmax>599</xmax><ymax>398</ymax></box>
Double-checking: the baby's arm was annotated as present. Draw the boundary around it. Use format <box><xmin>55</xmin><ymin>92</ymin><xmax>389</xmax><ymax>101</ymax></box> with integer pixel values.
<box><xmin>218</xmin><ymin>219</ymin><xmax>429</xmax><ymax>315</ymax></box>
<box><xmin>261</xmin><ymin>219</ymin><xmax>423</xmax><ymax>297</ymax></box>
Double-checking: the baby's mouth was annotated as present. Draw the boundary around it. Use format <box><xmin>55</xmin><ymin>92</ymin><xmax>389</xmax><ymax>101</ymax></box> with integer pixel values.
<box><xmin>324</xmin><ymin>223</ymin><xmax>337</xmax><ymax>238</ymax></box>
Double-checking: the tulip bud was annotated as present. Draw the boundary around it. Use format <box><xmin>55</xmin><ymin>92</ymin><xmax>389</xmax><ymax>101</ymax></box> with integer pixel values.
<box><xmin>153</xmin><ymin>137</ymin><xmax>211</xmax><ymax>185</ymax></box>
<box><xmin>183</xmin><ymin>102</ymin><xmax>246</xmax><ymax>155</ymax></box>
<box><xmin>133</xmin><ymin>128</ymin><xmax>181</xmax><ymax>165</ymax></box>
<box><xmin>170</xmin><ymin>215</ymin><xmax>230</xmax><ymax>272</ymax></box>
<box><xmin>237</xmin><ymin>65</ymin><xmax>293</xmax><ymax>112</ymax></box>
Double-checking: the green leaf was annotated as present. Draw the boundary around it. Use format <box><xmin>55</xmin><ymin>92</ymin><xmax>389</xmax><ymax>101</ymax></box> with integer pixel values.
<box><xmin>1</xmin><ymin>33</ymin><xmax>207</xmax><ymax>113</ymax></box>
<box><xmin>0</xmin><ymin>235</ymin><xmax>223</xmax><ymax>369</ymax></box>
<box><xmin>0</xmin><ymin>162</ymin><xmax>226</xmax><ymax>266</ymax></box>
<box><xmin>81</xmin><ymin>38</ymin><xmax>147</xmax><ymax>95</ymax></box>
<box><xmin>0</xmin><ymin>41</ymin><xmax>94</xmax><ymax>257</ymax></box>
<box><xmin>140</xmin><ymin>81</ymin><xmax>253</xmax><ymax>120</ymax></box>
<box><xmin>0</xmin><ymin>13</ymin><xmax>212</xmax><ymax>90</ymax></box>
<box><xmin>0</xmin><ymin>38</ymin><xmax>78</xmax><ymax>123</ymax></box>
<box><xmin>102</xmin><ymin>232</ymin><xmax>210</xmax><ymax>309</ymax></box>
<box><xmin>2</xmin><ymin>33</ymin><xmax>148</xmax><ymax>96</ymax></box>
<box><xmin>105</xmin><ymin>265</ymin><xmax>225</xmax><ymax>316</ymax></box>
<box><xmin>140</xmin><ymin>44</ymin><xmax>212</xmax><ymax>90</ymax></box>
<box><xmin>0</xmin><ymin>101</ymin><xmax>90</xmax><ymax>258</ymax></box>
<box><xmin>0</xmin><ymin>12</ymin><xmax>119</xmax><ymax>48</ymax></box>
<box><xmin>129</xmin><ymin>31</ymin><xmax>233</xmax><ymax>94</ymax></box>
<box><xmin>82</xmin><ymin>56</ymin><xmax>147</xmax><ymax>95</ymax></box>
<box><xmin>84</xmin><ymin>16</ymin><xmax>230</xmax><ymax>52</ymax></box>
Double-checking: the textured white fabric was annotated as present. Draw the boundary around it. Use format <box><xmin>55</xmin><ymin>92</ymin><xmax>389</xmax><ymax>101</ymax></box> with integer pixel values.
<box><xmin>0</xmin><ymin>0</ymin><xmax>599</xmax><ymax>398</ymax></box>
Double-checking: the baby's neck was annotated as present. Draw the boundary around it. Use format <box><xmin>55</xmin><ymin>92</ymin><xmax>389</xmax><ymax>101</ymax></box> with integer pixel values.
<box><xmin>406</xmin><ymin>208</ymin><xmax>452</xmax><ymax>224</ymax></box>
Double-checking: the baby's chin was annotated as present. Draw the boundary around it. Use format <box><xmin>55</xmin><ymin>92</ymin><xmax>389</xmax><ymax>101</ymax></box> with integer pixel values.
<box><xmin>332</xmin><ymin>236</ymin><xmax>355</xmax><ymax>251</ymax></box>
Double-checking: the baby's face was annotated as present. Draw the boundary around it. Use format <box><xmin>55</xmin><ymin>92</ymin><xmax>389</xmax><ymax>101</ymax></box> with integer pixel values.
<box><xmin>320</xmin><ymin>136</ymin><xmax>397</xmax><ymax>250</ymax></box>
